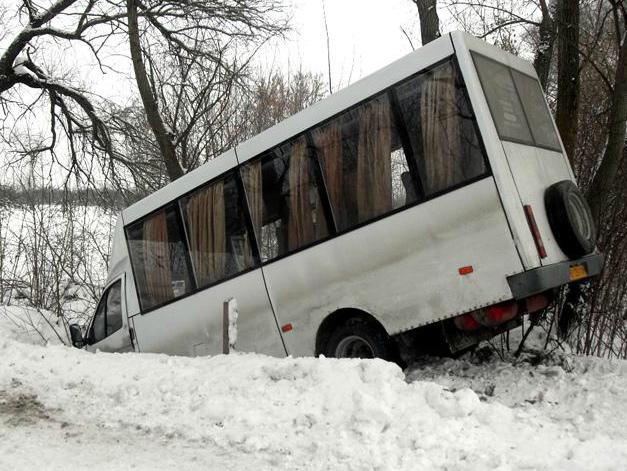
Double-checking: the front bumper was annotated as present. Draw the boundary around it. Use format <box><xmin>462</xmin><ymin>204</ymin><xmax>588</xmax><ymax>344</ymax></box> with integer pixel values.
<box><xmin>507</xmin><ymin>252</ymin><xmax>605</xmax><ymax>299</ymax></box>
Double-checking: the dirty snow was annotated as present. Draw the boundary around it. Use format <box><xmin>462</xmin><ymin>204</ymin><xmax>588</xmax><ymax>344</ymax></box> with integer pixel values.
<box><xmin>0</xmin><ymin>307</ymin><xmax>626</xmax><ymax>470</ymax></box>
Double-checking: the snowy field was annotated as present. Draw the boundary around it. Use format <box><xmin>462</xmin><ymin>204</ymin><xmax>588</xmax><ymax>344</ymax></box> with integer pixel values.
<box><xmin>0</xmin><ymin>307</ymin><xmax>626</xmax><ymax>470</ymax></box>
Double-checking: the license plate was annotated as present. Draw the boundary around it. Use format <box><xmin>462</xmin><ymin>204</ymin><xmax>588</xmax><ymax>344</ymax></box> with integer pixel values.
<box><xmin>569</xmin><ymin>264</ymin><xmax>588</xmax><ymax>281</ymax></box>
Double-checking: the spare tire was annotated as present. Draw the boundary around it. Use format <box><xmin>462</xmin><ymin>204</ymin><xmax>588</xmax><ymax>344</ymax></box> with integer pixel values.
<box><xmin>544</xmin><ymin>180</ymin><xmax>596</xmax><ymax>259</ymax></box>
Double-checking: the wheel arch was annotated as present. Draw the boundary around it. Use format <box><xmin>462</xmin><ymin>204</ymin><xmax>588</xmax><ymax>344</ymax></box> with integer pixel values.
<box><xmin>314</xmin><ymin>307</ymin><xmax>389</xmax><ymax>356</ymax></box>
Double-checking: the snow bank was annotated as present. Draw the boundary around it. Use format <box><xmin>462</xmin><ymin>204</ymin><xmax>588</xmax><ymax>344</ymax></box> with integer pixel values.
<box><xmin>0</xmin><ymin>305</ymin><xmax>69</xmax><ymax>346</ymax></box>
<box><xmin>0</xmin><ymin>312</ymin><xmax>625</xmax><ymax>470</ymax></box>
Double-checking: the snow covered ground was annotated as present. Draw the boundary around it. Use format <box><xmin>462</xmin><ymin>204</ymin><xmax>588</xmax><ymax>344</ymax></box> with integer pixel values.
<box><xmin>0</xmin><ymin>307</ymin><xmax>626</xmax><ymax>471</ymax></box>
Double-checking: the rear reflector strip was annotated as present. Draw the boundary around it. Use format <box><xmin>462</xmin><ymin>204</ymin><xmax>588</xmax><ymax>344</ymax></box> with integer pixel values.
<box><xmin>523</xmin><ymin>205</ymin><xmax>547</xmax><ymax>259</ymax></box>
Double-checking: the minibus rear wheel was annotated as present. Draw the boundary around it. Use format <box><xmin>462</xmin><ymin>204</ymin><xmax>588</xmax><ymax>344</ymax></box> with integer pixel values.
<box><xmin>324</xmin><ymin>316</ymin><xmax>396</xmax><ymax>361</ymax></box>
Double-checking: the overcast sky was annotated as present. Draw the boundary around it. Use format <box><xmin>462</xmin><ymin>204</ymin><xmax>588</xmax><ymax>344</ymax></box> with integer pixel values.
<box><xmin>81</xmin><ymin>0</ymin><xmax>425</xmax><ymax>101</ymax></box>
<box><xmin>277</xmin><ymin>0</ymin><xmax>421</xmax><ymax>87</ymax></box>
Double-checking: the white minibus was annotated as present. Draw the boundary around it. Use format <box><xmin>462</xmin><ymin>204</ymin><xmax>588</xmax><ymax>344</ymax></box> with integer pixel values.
<box><xmin>70</xmin><ymin>32</ymin><xmax>603</xmax><ymax>362</ymax></box>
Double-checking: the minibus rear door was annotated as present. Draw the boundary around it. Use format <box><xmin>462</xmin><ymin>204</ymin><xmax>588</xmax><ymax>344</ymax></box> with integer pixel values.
<box><xmin>470</xmin><ymin>51</ymin><xmax>573</xmax><ymax>266</ymax></box>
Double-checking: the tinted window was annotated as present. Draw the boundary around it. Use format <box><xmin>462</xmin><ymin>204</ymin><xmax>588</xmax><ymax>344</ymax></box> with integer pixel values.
<box><xmin>106</xmin><ymin>281</ymin><xmax>123</xmax><ymax>335</ymax></box>
<box><xmin>472</xmin><ymin>53</ymin><xmax>533</xmax><ymax>145</ymax></box>
<box><xmin>394</xmin><ymin>61</ymin><xmax>487</xmax><ymax>196</ymax></box>
<box><xmin>510</xmin><ymin>70</ymin><xmax>561</xmax><ymax>151</ymax></box>
<box><xmin>180</xmin><ymin>173</ymin><xmax>256</xmax><ymax>287</ymax></box>
<box><xmin>127</xmin><ymin>206</ymin><xmax>193</xmax><ymax>311</ymax></box>
<box><xmin>89</xmin><ymin>299</ymin><xmax>106</xmax><ymax>344</ymax></box>
<box><xmin>241</xmin><ymin>136</ymin><xmax>330</xmax><ymax>262</ymax></box>
<box><xmin>87</xmin><ymin>280</ymin><xmax>122</xmax><ymax>345</ymax></box>
<box><xmin>311</xmin><ymin>93</ymin><xmax>418</xmax><ymax>231</ymax></box>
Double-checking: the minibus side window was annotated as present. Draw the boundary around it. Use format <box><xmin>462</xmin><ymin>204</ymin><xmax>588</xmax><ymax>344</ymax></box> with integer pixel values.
<box><xmin>311</xmin><ymin>93</ymin><xmax>416</xmax><ymax>231</ymax></box>
<box><xmin>394</xmin><ymin>61</ymin><xmax>487</xmax><ymax>196</ymax></box>
<box><xmin>127</xmin><ymin>206</ymin><xmax>193</xmax><ymax>311</ymax></box>
<box><xmin>180</xmin><ymin>173</ymin><xmax>256</xmax><ymax>287</ymax></box>
<box><xmin>241</xmin><ymin>135</ymin><xmax>329</xmax><ymax>261</ymax></box>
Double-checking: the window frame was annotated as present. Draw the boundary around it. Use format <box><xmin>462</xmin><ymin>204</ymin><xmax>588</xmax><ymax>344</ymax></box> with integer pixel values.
<box><xmin>124</xmin><ymin>55</ymin><xmax>492</xmax><ymax>315</ymax></box>
<box><xmin>471</xmin><ymin>52</ymin><xmax>563</xmax><ymax>153</ymax></box>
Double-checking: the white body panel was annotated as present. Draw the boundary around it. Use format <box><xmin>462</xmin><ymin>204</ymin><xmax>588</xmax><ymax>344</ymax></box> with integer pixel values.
<box><xmin>263</xmin><ymin>178</ymin><xmax>521</xmax><ymax>355</ymax></box>
<box><xmin>501</xmin><ymin>142</ymin><xmax>572</xmax><ymax>265</ymax></box>
<box><xmin>131</xmin><ymin>270</ymin><xmax>286</xmax><ymax>357</ymax></box>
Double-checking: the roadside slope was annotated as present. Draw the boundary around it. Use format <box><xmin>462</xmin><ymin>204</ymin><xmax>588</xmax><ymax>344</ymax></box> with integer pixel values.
<box><xmin>0</xmin><ymin>308</ymin><xmax>625</xmax><ymax>470</ymax></box>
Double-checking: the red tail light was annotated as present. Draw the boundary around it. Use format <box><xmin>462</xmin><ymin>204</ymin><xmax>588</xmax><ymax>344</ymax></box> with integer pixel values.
<box><xmin>454</xmin><ymin>313</ymin><xmax>481</xmax><ymax>331</ymax></box>
<box><xmin>472</xmin><ymin>301</ymin><xmax>519</xmax><ymax>327</ymax></box>
<box><xmin>524</xmin><ymin>204</ymin><xmax>547</xmax><ymax>259</ymax></box>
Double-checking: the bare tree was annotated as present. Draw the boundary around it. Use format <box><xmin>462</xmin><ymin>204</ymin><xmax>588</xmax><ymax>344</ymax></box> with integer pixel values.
<box><xmin>555</xmin><ymin>0</ymin><xmax>581</xmax><ymax>161</ymax></box>
<box><xmin>124</xmin><ymin>0</ymin><xmax>288</xmax><ymax>181</ymax></box>
<box><xmin>587</xmin><ymin>1</ymin><xmax>627</xmax><ymax>225</ymax></box>
<box><xmin>243</xmin><ymin>69</ymin><xmax>327</xmax><ymax>136</ymax></box>
<box><xmin>411</xmin><ymin>0</ymin><xmax>441</xmax><ymax>45</ymax></box>
<box><xmin>109</xmin><ymin>66</ymin><xmax>326</xmax><ymax>183</ymax></box>
<box><xmin>0</xmin><ymin>1</ymin><xmax>117</xmax><ymax>183</ymax></box>
<box><xmin>535</xmin><ymin>0</ymin><xmax>557</xmax><ymax>89</ymax></box>
<box><xmin>0</xmin><ymin>0</ymin><xmax>288</xmax><ymax>187</ymax></box>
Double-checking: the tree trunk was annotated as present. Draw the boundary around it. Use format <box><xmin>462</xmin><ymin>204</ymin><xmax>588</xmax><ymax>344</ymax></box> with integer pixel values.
<box><xmin>413</xmin><ymin>0</ymin><xmax>441</xmax><ymax>46</ymax></box>
<box><xmin>127</xmin><ymin>0</ymin><xmax>183</xmax><ymax>182</ymax></box>
<box><xmin>555</xmin><ymin>0</ymin><xmax>580</xmax><ymax>163</ymax></box>
<box><xmin>534</xmin><ymin>0</ymin><xmax>556</xmax><ymax>90</ymax></box>
<box><xmin>587</xmin><ymin>33</ymin><xmax>627</xmax><ymax>226</ymax></box>
<box><xmin>559</xmin><ymin>17</ymin><xmax>626</xmax><ymax>340</ymax></box>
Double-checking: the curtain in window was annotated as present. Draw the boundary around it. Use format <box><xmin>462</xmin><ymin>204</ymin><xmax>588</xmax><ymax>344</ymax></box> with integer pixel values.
<box><xmin>420</xmin><ymin>64</ymin><xmax>463</xmax><ymax>193</ymax></box>
<box><xmin>241</xmin><ymin>161</ymin><xmax>263</xmax><ymax>234</ymax></box>
<box><xmin>287</xmin><ymin>136</ymin><xmax>327</xmax><ymax>251</ymax></box>
<box><xmin>142</xmin><ymin>211</ymin><xmax>172</xmax><ymax>305</ymax></box>
<box><xmin>356</xmin><ymin>98</ymin><xmax>392</xmax><ymax>221</ymax></box>
<box><xmin>186</xmin><ymin>181</ymin><xmax>226</xmax><ymax>286</ymax></box>
<box><xmin>312</xmin><ymin>123</ymin><xmax>343</xmax><ymax>226</ymax></box>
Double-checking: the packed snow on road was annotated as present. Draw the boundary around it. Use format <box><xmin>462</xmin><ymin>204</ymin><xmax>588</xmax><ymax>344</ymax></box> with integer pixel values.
<box><xmin>0</xmin><ymin>306</ymin><xmax>625</xmax><ymax>470</ymax></box>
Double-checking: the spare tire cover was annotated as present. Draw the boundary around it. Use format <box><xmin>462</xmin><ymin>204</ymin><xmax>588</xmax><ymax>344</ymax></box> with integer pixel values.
<box><xmin>544</xmin><ymin>180</ymin><xmax>596</xmax><ymax>259</ymax></box>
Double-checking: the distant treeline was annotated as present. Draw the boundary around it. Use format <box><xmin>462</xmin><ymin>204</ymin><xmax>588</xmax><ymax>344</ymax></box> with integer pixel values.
<box><xmin>0</xmin><ymin>185</ymin><xmax>146</xmax><ymax>210</ymax></box>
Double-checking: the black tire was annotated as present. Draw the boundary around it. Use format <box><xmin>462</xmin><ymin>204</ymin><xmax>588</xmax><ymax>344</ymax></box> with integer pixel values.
<box><xmin>544</xmin><ymin>180</ymin><xmax>596</xmax><ymax>259</ymax></box>
<box><xmin>324</xmin><ymin>316</ymin><xmax>396</xmax><ymax>361</ymax></box>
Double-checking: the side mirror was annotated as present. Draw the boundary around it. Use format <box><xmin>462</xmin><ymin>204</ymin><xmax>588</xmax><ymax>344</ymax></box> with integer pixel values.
<box><xmin>69</xmin><ymin>324</ymin><xmax>85</xmax><ymax>348</ymax></box>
